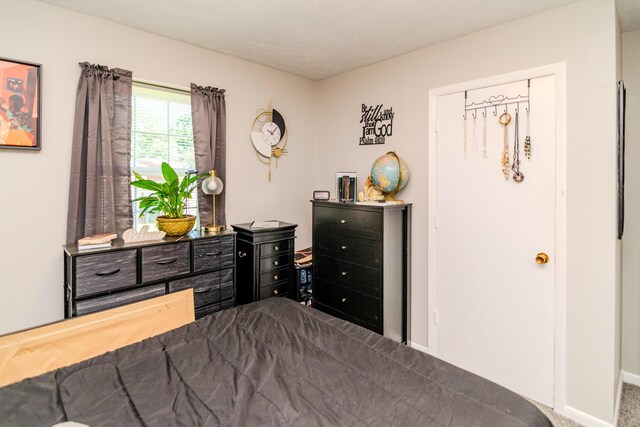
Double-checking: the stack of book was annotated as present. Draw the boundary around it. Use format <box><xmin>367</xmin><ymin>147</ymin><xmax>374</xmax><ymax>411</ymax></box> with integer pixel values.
<box><xmin>77</xmin><ymin>233</ymin><xmax>117</xmax><ymax>251</ymax></box>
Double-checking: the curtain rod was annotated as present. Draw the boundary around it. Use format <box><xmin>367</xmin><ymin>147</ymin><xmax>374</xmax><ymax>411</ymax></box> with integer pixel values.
<box><xmin>133</xmin><ymin>78</ymin><xmax>190</xmax><ymax>94</ymax></box>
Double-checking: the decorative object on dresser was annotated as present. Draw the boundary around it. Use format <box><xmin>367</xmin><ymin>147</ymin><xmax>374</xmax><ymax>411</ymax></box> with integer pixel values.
<box><xmin>77</xmin><ymin>233</ymin><xmax>117</xmax><ymax>251</ymax></box>
<box><xmin>200</xmin><ymin>170</ymin><xmax>225</xmax><ymax>233</ymax></box>
<box><xmin>335</xmin><ymin>172</ymin><xmax>357</xmax><ymax>202</ymax></box>
<box><xmin>131</xmin><ymin>162</ymin><xmax>205</xmax><ymax>236</ymax></box>
<box><xmin>312</xmin><ymin>200</ymin><xmax>411</xmax><ymax>343</ymax></box>
<box><xmin>312</xmin><ymin>190</ymin><xmax>330</xmax><ymax>201</ymax></box>
<box><xmin>63</xmin><ymin>230</ymin><xmax>236</xmax><ymax>319</ymax></box>
<box><xmin>122</xmin><ymin>225</ymin><xmax>166</xmax><ymax>243</ymax></box>
<box><xmin>370</xmin><ymin>151</ymin><xmax>410</xmax><ymax>202</ymax></box>
<box><xmin>231</xmin><ymin>222</ymin><xmax>297</xmax><ymax>304</ymax></box>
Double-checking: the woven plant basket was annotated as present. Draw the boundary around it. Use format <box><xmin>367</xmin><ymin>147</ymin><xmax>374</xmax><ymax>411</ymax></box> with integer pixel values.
<box><xmin>155</xmin><ymin>215</ymin><xmax>196</xmax><ymax>237</ymax></box>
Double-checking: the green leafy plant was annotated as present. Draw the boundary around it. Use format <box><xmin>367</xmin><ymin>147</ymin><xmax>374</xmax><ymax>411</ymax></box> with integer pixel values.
<box><xmin>131</xmin><ymin>162</ymin><xmax>204</xmax><ymax>219</ymax></box>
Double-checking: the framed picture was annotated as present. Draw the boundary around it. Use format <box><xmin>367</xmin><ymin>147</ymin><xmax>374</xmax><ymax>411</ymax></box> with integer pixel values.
<box><xmin>336</xmin><ymin>172</ymin><xmax>357</xmax><ymax>202</ymax></box>
<box><xmin>0</xmin><ymin>57</ymin><xmax>41</xmax><ymax>151</ymax></box>
<box><xmin>617</xmin><ymin>80</ymin><xmax>626</xmax><ymax>240</ymax></box>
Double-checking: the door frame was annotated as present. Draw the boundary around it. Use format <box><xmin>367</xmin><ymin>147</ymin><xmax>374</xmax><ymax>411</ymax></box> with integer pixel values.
<box><xmin>426</xmin><ymin>63</ymin><xmax>567</xmax><ymax>410</ymax></box>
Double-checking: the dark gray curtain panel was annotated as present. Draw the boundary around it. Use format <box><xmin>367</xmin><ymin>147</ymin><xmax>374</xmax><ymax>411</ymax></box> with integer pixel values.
<box><xmin>66</xmin><ymin>62</ymin><xmax>133</xmax><ymax>244</ymax></box>
<box><xmin>191</xmin><ymin>84</ymin><xmax>226</xmax><ymax>227</ymax></box>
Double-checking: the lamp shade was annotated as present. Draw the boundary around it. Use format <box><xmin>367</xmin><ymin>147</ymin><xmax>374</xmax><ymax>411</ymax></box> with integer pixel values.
<box><xmin>202</xmin><ymin>175</ymin><xmax>224</xmax><ymax>196</ymax></box>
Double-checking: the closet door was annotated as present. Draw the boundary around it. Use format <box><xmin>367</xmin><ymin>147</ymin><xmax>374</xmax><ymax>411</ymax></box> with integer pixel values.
<box><xmin>434</xmin><ymin>76</ymin><xmax>556</xmax><ymax>405</ymax></box>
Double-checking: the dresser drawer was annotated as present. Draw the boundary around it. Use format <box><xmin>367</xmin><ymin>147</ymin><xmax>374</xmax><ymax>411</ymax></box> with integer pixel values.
<box><xmin>314</xmin><ymin>255</ymin><xmax>381</xmax><ymax>298</ymax></box>
<box><xmin>195</xmin><ymin>302</ymin><xmax>221</xmax><ymax>319</ymax></box>
<box><xmin>259</xmin><ymin>266</ymin><xmax>289</xmax><ymax>287</ymax></box>
<box><xmin>314</xmin><ymin>302</ymin><xmax>382</xmax><ymax>335</ymax></box>
<box><xmin>259</xmin><ymin>282</ymin><xmax>289</xmax><ymax>300</ymax></box>
<box><xmin>169</xmin><ymin>272</ymin><xmax>220</xmax><ymax>308</ymax></box>
<box><xmin>259</xmin><ymin>239</ymin><xmax>290</xmax><ymax>257</ymax></box>
<box><xmin>259</xmin><ymin>252</ymin><xmax>290</xmax><ymax>272</ymax></box>
<box><xmin>314</xmin><ymin>279</ymin><xmax>381</xmax><ymax>327</ymax></box>
<box><xmin>314</xmin><ymin>234</ymin><xmax>380</xmax><ymax>265</ymax></box>
<box><xmin>314</xmin><ymin>205</ymin><xmax>382</xmax><ymax>241</ymax></box>
<box><xmin>141</xmin><ymin>242</ymin><xmax>190</xmax><ymax>282</ymax></box>
<box><xmin>75</xmin><ymin>284</ymin><xmax>165</xmax><ymax>316</ymax></box>
<box><xmin>75</xmin><ymin>250</ymin><xmax>138</xmax><ymax>297</ymax></box>
<box><xmin>193</xmin><ymin>236</ymin><xmax>234</xmax><ymax>272</ymax></box>
<box><xmin>220</xmin><ymin>268</ymin><xmax>234</xmax><ymax>301</ymax></box>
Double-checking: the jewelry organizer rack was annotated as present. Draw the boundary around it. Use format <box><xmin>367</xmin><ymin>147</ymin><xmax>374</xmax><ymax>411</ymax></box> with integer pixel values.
<box><xmin>463</xmin><ymin>79</ymin><xmax>531</xmax><ymax>119</ymax></box>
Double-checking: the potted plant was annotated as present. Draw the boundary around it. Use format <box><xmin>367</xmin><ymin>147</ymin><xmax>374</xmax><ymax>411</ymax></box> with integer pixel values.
<box><xmin>131</xmin><ymin>162</ymin><xmax>204</xmax><ymax>236</ymax></box>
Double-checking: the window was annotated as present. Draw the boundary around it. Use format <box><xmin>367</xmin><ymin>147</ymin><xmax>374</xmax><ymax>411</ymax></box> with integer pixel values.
<box><xmin>130</xmin><ymin>82</ymin><xmax>198</xmax><ymax>230</ymax></box>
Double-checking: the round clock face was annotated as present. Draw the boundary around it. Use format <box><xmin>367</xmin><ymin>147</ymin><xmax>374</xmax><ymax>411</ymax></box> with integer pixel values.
<box><xmin>261</xmin><ymin>122</ymin><xmax>281</xmax><ymax>146</ymax></box>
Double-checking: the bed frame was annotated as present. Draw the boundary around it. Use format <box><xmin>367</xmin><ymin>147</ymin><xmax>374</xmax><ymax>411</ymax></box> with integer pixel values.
<box><xmin>0</xmin><ymin>289</ymin><xmax>194</xmax><ymax>387</ymax></box>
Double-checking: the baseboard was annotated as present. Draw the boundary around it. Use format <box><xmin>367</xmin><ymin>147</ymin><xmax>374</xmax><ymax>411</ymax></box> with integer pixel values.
<box><xmin>408</xmin><ymin>341</ymin><xmax>430</xmax><ymax>354</ymax></box>
<box><xmin>623</xmin><ymin>370</ymin><xmax>640</xmax><ymax>387</ymax></box>
<box><xmin>559</xmin><ymin>405</ymin><xmax>614</xmax><ymax>427</ymax></box>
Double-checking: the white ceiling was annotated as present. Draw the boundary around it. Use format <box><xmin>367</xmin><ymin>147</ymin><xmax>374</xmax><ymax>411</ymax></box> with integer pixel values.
<box><xmin>37</xmin><ymin>0</ymin><xmax>640</xmax><ymax>81</ymax></box>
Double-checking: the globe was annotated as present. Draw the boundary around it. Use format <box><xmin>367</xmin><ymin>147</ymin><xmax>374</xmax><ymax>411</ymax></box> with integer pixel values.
<box><xmin>370</xmin><ymin>151</ymin><xmax>410</xmax><ymax>197</ymax></box>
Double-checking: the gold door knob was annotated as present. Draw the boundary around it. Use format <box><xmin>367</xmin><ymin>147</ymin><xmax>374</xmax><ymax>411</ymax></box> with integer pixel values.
<box><xmin>536</xmin><ymin>253</ymin><xmax>549</xmax><ymax>264</ymax></box>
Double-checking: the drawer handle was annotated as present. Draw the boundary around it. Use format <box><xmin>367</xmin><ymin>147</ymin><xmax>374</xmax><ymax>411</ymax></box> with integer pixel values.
<box><xmin>274</xmin><ymin>245</ymin><xmax>279</xmax><ymax>251</ymax></box>
<box><xmin>238</xmin><ymin>251</ymin><xmax>247</xmax><ymax>258</ymax></box>
<box><xmin>341</xmin><ymin>245</ymin><xmax>347</xmax><ymax>250</ymax></box>
<box><xmin>156</xmin><ymin>258</ymin><xmax>178</xmax><ymax>265</ymax></box>
<box><xmin>273</xmin><ymin>275</ymin><xmax>279</xmax><ymax>281</ymax></box>
<box><xmin>205</xmin><ymin>251</ymin><xmax>222</xmax><ymax>257</ymax></box>
<box><xmin>95</xmin><ymin>268</ymin><xmax>121</xmax><ymax>277</ymax></box>
<box><xmin>274</xmin><ymin>289</ymin><xmax>279</xmax><ymax>295</ymax></box>
<box><xmin>340</xmin><ymin>219</ymin><xmax>346</xmax><ymax>224</ymax></box>
<box><xmin>341</xmin><ymin>271</ymin><xmax>347</xmax><ymax>276</ymax></box>
<box><xmin>341</xmin><ymin>298</ymin><xmax>347</xmax><ymax>303</ymax></box>
<box><xmin>194</xmin><ymin>287</ymin><xmax>213</xmax><ymax>294</ymax></box>
<box><xmin>273</xmin><ymin>260</ymin><xmax>279</xmax><ymax>266</ymax></box>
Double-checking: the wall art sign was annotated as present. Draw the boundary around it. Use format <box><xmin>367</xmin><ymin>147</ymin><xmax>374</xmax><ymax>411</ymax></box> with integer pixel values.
<box><xmin>359</xmin><ymin>103</ymin><xmax>394</xmax><ymax>145</ymax></box>
<box><xmin>0</xmin><ymin>57</ymin><xmax>41</xmax><ymax>151</ymax></box>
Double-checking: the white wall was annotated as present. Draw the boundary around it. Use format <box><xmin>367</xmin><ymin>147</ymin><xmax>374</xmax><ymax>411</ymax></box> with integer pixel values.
<box><xmin>316</xmin><ymin>0</ymin><xmax>620</xmax><ymax>423</ymax></box>
<box><xmin>0</xmin><ymin>0</ymin><xmax>316</xmax><ymax>335</ymax></box>
<box><xmin>622</xmin><ymin>28</ymin><xmax>640</xmax><ymax>379</ymax></box>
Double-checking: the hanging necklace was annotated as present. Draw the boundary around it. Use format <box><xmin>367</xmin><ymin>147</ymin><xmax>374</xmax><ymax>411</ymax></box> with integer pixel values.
<box><xmin>512</xmin><ymin>110</ymin><xmax>524</xmax><ymax>182</ymax></box>
<box><xmin>524</xmin><ymin>109</ymin><xmax>532</xmax><ymax>159</ymax></box>
<box><xmin>473</xmin><ymin>113</ymin><xmax>477</xmax><ymax>153</ymax></box>
<box><xmin>463</xmin><ymin>115</ymin><xmax>468</xmax><ymax>158</ymax></box>
<box><xmin>499</xmin><ymin>111</ymin><xmax>511</xmax><ymax>180</ymax></box>
<box><xmin>482</xmin><ymin>112</ymin><xmax>488</xmax><ymax>158</ymax></box>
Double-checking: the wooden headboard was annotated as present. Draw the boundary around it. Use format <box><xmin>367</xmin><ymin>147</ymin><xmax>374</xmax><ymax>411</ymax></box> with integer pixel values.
<box><xmin>0</xmin><ymin>289</ymin><xmax>195</xmax><ymax>387</ymax></box>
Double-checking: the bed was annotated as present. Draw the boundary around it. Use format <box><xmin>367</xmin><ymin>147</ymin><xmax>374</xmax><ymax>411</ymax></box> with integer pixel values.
<box><xmin>0</xmin><ymin>294</ymin><xmax>551</xmax><ymax>426</ymax></box>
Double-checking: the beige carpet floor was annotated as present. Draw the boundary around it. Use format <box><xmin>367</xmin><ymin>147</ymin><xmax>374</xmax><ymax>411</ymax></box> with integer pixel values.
<box><xmin>529</xmin><ymin>383</ymin><xmax>640</xmax><ymax>427</ymax></box>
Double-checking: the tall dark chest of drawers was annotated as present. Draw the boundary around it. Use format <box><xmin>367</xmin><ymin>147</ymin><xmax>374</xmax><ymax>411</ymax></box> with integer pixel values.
<box><xmin>312</xmin><ymin>201</ymin><xmax>411</xmax><ymax>343</ymax></box>
<box><xmin>64</xmin><ymin>231</ymin><xmax>236</xmax><ymax>319</ymax></box>
<box><xmin>232</xmin><ymin>222</ymin><xmax>297</xmax><ymax>304</ymax></box>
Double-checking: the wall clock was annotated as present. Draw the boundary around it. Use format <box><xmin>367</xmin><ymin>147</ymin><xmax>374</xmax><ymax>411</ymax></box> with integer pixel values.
<box><xmin>250</xmin><ymin>101</ymin><xmax>288</xmax><ymax>181</ymax></box>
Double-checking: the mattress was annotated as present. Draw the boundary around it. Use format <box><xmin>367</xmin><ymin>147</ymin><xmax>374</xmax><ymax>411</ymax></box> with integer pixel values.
<box><xmin>0</xmin><ymin>297</ymin><xmax>551</xmax><ymax>426</ymax></box>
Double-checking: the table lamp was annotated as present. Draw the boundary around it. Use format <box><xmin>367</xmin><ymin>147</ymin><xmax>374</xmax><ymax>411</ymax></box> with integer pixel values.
<box><xmin>201</xmin><ymin>170</ymin><xmax>225</xmax><ymax>233</ymax></box>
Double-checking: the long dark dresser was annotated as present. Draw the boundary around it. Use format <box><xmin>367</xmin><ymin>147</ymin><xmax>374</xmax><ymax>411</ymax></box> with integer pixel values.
<box><xmin>312</xmin><ymin>200</ymin><xmax>411</xmax><ymax>343</ymax></box>
<box><xmin>63</xmin><ymin>230</ymin><xmax>236</xmax><ymax>319</ymax></box>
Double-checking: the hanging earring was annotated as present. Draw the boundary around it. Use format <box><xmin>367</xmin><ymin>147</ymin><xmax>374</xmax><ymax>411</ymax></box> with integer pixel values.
<box><xmin>524</xmin><ymin>109</ymin><xmax>532</xmax><ymax>159</ymax></box>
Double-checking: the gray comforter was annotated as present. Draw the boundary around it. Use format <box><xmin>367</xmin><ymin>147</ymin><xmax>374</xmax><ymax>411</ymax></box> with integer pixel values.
<box><xmin>0</xmin><ymin>298</ymin><xmax>551</xmax><ymax>426</ymax></box>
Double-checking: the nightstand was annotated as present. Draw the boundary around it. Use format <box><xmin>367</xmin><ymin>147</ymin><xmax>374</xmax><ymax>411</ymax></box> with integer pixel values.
<box><xmin>232</xmin><ymin>222</ymin><xmax>297</xmax><ymax>304</ymax></box>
